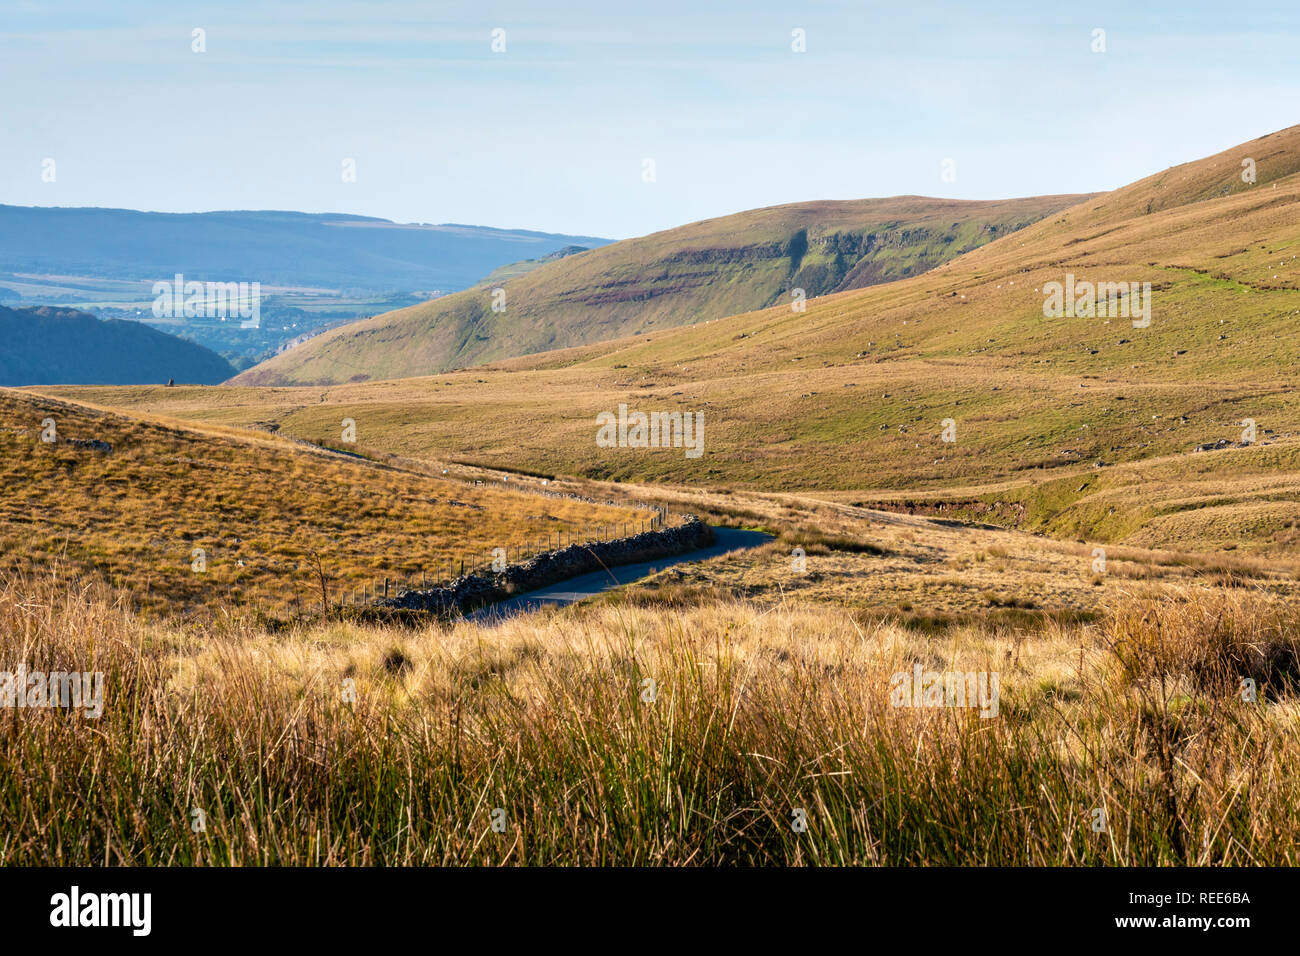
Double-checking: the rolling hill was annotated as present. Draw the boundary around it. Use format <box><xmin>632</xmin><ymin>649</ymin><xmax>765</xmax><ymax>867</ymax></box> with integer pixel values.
<box><xmin>45</xmin><ymin>124</ymin><xmax>1300</xmax><ymax>555</ymax></box>
<box><xmin>0</xmin><ymin>306</ymin><xmax>236</xmax><ymax>385</ymax></box>
<box><xmin>233</xmin><ymin>194</ymin><xmax>1091</xmax><ymax>384</ymax></box>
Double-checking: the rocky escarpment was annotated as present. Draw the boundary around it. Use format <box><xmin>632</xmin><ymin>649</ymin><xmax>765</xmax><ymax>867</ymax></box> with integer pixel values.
<box><xmin>378</xmin><ymin>516</ymin><xmax>714</xmax><ymax>617</ymax></box>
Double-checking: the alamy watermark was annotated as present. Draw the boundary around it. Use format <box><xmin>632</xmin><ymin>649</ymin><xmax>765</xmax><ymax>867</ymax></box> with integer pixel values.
<box><xmin>1042</xmin><ymin>273</ymin><xmax>1151</xmax><ymax>328</ymax></box>
<box><xmin>152</xmin><ymin>273</ymin><xmax>261</xmax><ymax>328</ymax></box>
<box><xmin>596</xmin><ymin>403</ymin><xmax>704</xmax><ymax>459</ymax></box>
<box><xmin>890</xmin><ymin>665</ymin><xmax>999</xmax><ymax>718</ymax></box>
<box><xmin>0</xmin><ymin>665</ymin><xmax>104</xmax><ymax>718</ymax></box>
<box><xmin>50</xmin><ymin>886</ymin><xmax>150</xmax><ymax>936</ymax></box>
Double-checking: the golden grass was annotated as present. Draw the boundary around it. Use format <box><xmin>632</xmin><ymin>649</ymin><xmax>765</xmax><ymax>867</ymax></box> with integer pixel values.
<box><xmin>2</xmin><ymin>566</ymin><xmax>1298</xmax><ymax>865</ymax></box>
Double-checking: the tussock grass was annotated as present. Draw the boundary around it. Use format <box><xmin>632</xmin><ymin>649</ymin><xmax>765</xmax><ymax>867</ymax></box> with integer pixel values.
<box><xmin>855</xmin><ymin>605</ymin><xmax>1098</xmax><ymax>636</ymax></box>
<box><xmin>2</xmin><ymin>569</ymin><xmax>1298</xmax><ymax>865</ymax></box>
<box><xmin>1111</xmin><ymin>590</ymin><xmax>1300</xmax><ymax>698</ymax></box>
<box><xmin>778</xmin><ymin>525</ymin><xmax>888</xmax><ymax>556</ymax></box>
<box><xmin>602</xmin><ymin>581</ymin><xmax>733</xmax><ymax>609</ymax></box>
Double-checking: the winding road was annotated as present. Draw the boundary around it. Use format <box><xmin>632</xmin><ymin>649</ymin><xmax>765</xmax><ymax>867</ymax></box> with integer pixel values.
<box><xmin>468</xmin><ymin>527</ymin><xmax>773</xmax><ymax>623</ymax></box>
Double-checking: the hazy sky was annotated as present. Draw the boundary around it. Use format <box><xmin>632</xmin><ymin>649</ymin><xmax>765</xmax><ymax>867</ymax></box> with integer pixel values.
<box><xmin>2</xmin><ymin>0</ymin><xmax>1297</xmax><ymax>239</ymax></box>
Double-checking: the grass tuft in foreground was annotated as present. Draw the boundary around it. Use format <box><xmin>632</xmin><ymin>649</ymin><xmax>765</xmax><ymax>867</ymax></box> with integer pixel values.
<box><xmin>1</xmin><ymin>569</ymin><xmax>1297</xmax><ymax>865</ymax></box>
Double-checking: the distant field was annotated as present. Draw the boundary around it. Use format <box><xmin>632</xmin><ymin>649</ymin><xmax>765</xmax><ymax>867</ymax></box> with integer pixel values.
<box><xmin>47</xmin><ymin>369</ymin><xmax>1300</xmax><ymax>558</ymax></box>
<box><xmin>0</xmin><ymin>388</ymin><xmax>648</xmax><ymax>620</ymax></box>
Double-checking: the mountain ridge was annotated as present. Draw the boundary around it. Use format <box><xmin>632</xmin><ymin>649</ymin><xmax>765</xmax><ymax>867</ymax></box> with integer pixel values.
<box><xmin>234</xmin><ymin>192</ymin><xmax>1094</xmax><ymax>385</ymax></box>
<box><xmin>0</xmin><ymin>204</ymin><xmax>611</xmax><ymax>293</ymax></box>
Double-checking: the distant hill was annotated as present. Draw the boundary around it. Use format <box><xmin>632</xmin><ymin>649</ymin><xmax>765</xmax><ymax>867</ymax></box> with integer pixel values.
<box><xmin>234</xmin><ymin>194</ymin><xmax>1092</xmax><ymax>384</ymax></box>
<box><xmin>0</xmin><ymin>306</ymin><xmax>235</xmax><ymax>385</ymax></box>
<box><xmin>0</xmin><ymin>205</ymin><xmax>611</xmax><ymax>293</ymax></box>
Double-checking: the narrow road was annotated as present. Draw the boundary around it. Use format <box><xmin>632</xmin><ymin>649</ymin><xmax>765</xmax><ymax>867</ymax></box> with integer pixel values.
<box><xmin>468</xmin><ymin>527</ymin><xmax>773</xmax><ymax>623</ymax></box>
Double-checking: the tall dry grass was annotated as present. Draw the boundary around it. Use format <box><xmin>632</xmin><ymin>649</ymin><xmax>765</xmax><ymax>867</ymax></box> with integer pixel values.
<box><xmin>1</xmin><ymin>568</ymin><xmax>1297</xmax><ymax>865</ymax></box>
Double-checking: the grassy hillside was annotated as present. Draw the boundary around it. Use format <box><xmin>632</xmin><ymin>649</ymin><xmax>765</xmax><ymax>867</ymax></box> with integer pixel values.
<box><xmin>48</xmin><ymin>125</ymin><xmax>1300</xmax><ymax>555</ymax></box>
<box><xmin>0</xmin><ymin>388</ymin><xmax>646</xmax><ymax>619</ymax></box>
<box><xmin>0</xmin><ymin>306</ymin><xmax>235</xmax><ymax>385</ymax></box>
<box><xmin>234</xmin><ymin>194</ymin><xmax>1090</xmax><ymax>384</ymax></box>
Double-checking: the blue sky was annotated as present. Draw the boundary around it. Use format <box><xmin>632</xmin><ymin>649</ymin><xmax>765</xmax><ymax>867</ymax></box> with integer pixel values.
<box><xmin>1</xmin><ymin>0</ymin><xmax>1297</xmax><ymax>239</ymax></box>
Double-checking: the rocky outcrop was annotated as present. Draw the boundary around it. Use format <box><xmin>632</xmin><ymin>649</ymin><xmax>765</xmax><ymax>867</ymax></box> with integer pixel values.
<box><xmin>378</xmin><ymin>516</ymin><xmax>714</xmax><ymax>617</ymax></box>
<box><xmin>66</xmin><ymin>438</ymin><xmax>112</xmax><ymax>452</ymax></box>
